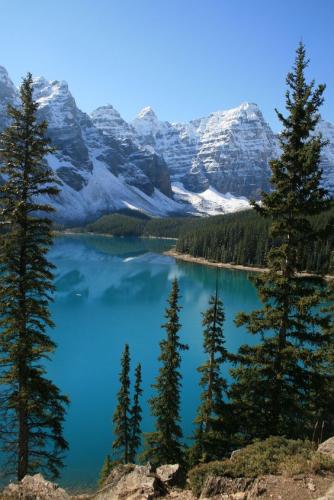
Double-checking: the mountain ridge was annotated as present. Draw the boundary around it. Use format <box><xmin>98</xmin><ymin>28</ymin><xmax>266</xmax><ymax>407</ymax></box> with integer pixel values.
<box><xmin>0</xmin><ymin>65</ymin><xmax>333</xmax><ymax>223</ymax></box>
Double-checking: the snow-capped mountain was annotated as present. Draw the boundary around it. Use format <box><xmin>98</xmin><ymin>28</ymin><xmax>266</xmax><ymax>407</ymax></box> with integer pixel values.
<box><xmin>0</xmin><ymin>67</ymin><xmax>180</xmax><ymax>222</ymax></box>
<box><xmin>130</xmin><ymin>102</ymin><xmax>334</xmax><ymax>198</ymax></box>
<box><xmin>0</xmin><ymin>65</ymin><xmax>333</xmax><ymax>223</ymax></box>
<box><xmin>0</xmin><ymin>66</ymin><xmax>18</xmax><ymax>129</ymax></box>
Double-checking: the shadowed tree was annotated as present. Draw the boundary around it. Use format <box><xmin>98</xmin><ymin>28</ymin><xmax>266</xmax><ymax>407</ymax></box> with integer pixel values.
<box><xmin>129</xmin><ymin>362</ymin><xmax>143</xmax><ymax>463</ymax></box>
<box><xmin>144</xmin><ymin>278</ymin><xmax>189</xmax><ymax>466</ymax></box>
<box><xmin>230</xmin><ymin>43</ymin><xmax>333</xmax><ymax>441</ymax></box>
<box><xmin>192</xmin><ymin>282</ymin><xmax>231</xmax><ymax>463</ymax></box>
<box><xmin>0</xmin><ymin>73</ymin><xmax>69</xmax><ymax>480</ymax></box>
<box><xmin>112</xmin><ymin>344</ymin><xmax>131</xmax><ymax>463</ymax></box>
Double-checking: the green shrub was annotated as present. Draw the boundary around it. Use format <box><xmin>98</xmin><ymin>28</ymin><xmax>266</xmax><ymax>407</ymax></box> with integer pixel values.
<box><xmin>188</xmin><ymin>436</ymin><xmax>334</xmax><ymax>496</ymax></box>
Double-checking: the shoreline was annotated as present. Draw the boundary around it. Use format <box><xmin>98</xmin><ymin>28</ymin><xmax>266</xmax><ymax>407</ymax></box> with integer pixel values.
<box><xmin>165</xmin><ymin>250</ymin><xmax>334</xmax><ymax>280</ymax></box>
<box><xmin>164</xmin><ymin>250</ymin><xmax>268</xmax><ymax>273</ymax></box>
<box><xmin>54</xmin><ymin>230</ymin><xmax>178</xmax><ymax>241</ymax></box>
<box><xmin>54</xmin><ymin>232</ymin><xmax>333</xmax><ymax>280</ymax></box>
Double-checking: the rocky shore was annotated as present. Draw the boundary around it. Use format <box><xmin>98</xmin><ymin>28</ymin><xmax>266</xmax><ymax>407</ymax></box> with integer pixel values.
<box><xmin>165</xmin><ymin>250</ymin><xmax>334</xmax><ymax>280</ymax></box>
<box><xmin>3</xmin><ymin>437</ymin><xmax>334</xmax><ymax>500</ymax></box>
<box><xmin>2</xmin><ymin>466</ymin><xmax>334</xmax><ymax>500</ymax></box>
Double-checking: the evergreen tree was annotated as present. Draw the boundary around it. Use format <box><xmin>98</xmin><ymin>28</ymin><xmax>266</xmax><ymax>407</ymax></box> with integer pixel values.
<box><xmin>145</xmin><ymin>278</ymin><xmax>189</xmax><ymax>465</ymax></box>
<box><xmin>129</xmin><ymin>363</ymin><xmax>142</xmax><ymax>463</ymax></box>
<box><xmin>0</xmin><ymin>73</ymin><xmax>69</xmax><ymax>480</ymax></box>
<box><xmin>98</xmin><ymin>455</ymin><xmax>112</xmax><ymax>487</ymax></box>
<box><xmin>112</xmin><ymin>344</ymin><xmax>131</xmax><ymax>463</ymax></box>
<box><xmin>192</xmin><ymin>284</ymin><xmax>231</xmax><ymax>463</ymax></box>
<box><xmin>230</xmin><ymin>43</ymin><xmax>333</xmax><ymax>441</ymax></box>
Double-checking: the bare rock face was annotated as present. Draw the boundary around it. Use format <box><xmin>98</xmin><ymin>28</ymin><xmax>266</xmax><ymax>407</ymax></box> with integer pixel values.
<box><xmin>2</xmin><ymin>473</ymin><xmax>70</xmax><ymax>499</ymax></box>
<box><xmin>156</xmin><ymin>464</ymin><xmax>184</xmax><ymax>487</ymax></box>
<box><xmin>132</xmin><ymin>103</ymin><xmax>278</xmax><ymax>199</ymax></box>
<box><xmin>200</xmin><ymin>476</ymin><xmax>253</xmax><ymax>499</ymax></box>
<box><xmin>318</xmin><ymin>437</ymin><xmax>334</xmax><ymax>459</ymax></box>
<box><xmin>93</xmin><ymin>463</ymin><xmax>167</xmax><ymax>499</ymax></box>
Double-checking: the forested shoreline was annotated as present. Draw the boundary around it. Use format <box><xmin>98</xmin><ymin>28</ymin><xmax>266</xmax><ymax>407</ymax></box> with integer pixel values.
<box><xmin>67</xmin><ymin>204</ymin><xmax>334</xmax><ymax>275</ymax></box>
<box><xmin>176</xmin><ymin>207</ymin><xmax>334</xmax><ymax>274</ymax></box>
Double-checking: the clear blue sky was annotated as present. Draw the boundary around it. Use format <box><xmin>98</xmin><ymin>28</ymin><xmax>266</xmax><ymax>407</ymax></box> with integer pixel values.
<box><xmin>0</xmin><ymin>0</ymin><xmax>333</xmax><ymax>130</ymax></box>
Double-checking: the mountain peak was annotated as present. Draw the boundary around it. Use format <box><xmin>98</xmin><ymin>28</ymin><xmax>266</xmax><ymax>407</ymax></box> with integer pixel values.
<box><xmin>33</xmin><ymin>77</ymin><xmax>69</xmax><ymax>92</ymax></box>
<box><xmin>91</xmin><ymin>104</ymin><xmax>135</xmax><ymax>141</ymax></box>
<box><xmin>32</xmin><ymin>77</ymin><xmax>73</xmax><ymax>109</ymax></box>
<box><xmin>238</xmin><ymin>101</ymin><xmax>259</xmax><ymax>111</ymax></box>
<box><xmin>137</xmin><ymin>106</ymin><xmax>157</xmax><ymax>120</ymax></box>
<box><xmin>208</xmin><ymin>102</ymin><xmax>264</xmax><ymax>125</ymax></box>
<box><xmin>92</xmin><ymin>104</ymin><xmax>121</xmax><ymax>119</ymax></box>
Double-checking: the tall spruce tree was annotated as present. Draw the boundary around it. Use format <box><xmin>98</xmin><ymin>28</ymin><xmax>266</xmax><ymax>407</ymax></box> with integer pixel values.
<box><xmin>230</xmin><ymin>43</ymin><xmax>333</xmax><ymax>441</ymax></box>
<box><xmin>145</xmin><ymin>278</ymin><xmax>188</xmax><ymax>466</ymax></box>
<box><xmin>0</xmin><ymin>73</ymin><xmax>69</xmax><ymax>480</ymax></box>
<box><xmin>192</xmin><ymin>284</ymin><xmax>231</xmax><ymax>463</ymax></box>
<box><xmin>128</xmin><ymin>363</ymin><xmax>142</xmax><ymax>463</ymax></box>
<box><xmin>112</xmin><ymin>344</ymin><xmax>131</xmax><ymax>463</ymax></box>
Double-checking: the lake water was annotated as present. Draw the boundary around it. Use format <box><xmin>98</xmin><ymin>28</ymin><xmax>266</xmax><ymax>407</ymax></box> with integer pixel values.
<box><xmin>46</xmin><ymin>235</ymin><xmax>261</xmax><ymax>489</ymax></box>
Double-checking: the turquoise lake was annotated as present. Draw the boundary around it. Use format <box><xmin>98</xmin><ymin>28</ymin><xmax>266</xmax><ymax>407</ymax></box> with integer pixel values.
<box><xmin>46</xmin><ymin>235</ymin><xmax>261</xmax><ymax>489</ymax></box>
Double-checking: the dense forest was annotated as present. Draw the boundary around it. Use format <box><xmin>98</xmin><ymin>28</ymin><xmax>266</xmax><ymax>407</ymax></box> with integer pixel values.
<box><xmin>77</xmin><ymin>212</ymin><xmax>194</xmax><ymax>238</ymax></box>
<box><xmin>176</xmin><ymin>207</ymin><xmax>334</xmax><ymax>274</ymax></box>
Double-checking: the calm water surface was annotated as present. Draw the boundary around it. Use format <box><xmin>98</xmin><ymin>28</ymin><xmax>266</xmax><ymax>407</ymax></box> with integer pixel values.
<box><xmin>45</xmin><ymin>235</ymin><xmax>261</xmax><ymax>488</ymax></box>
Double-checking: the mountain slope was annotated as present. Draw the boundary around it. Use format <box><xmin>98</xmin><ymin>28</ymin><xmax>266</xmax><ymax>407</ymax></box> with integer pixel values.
<box><xmin>0</xmin><ymin>65</ymin><xmax>333</xmax><ymax>223</ymax></box>
<box><xmin>0</xmin><ymin>67</ymin><xmax>181</xmax><ymax>223</ymax></box>
<box><xmin>130</xmin><ymin>102</ymin><xmax>334</xmax><ymax>199</ymax></box>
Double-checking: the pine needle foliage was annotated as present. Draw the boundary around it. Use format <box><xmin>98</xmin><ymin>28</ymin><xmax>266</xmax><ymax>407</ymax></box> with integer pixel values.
<box><xmin>129</xmin><ymin>363</ymin><xmax>142</xmax><ymax>463</ymax></box>
<box><xmin>192</xmin><ymin>284</ymin><xmax>231</xmax><ymax>463</ymax></box>
<box><xmin>145</xmin><ymin>278</ymin><xmax>189</xmax><ymax>466</ymax></box>
<box><xmin>112</xmin><ymin>344</ymin><xmax>131</xmax><ymax>463</ymax></box>
<box><xmin>0</xmin><ymin>73</ymin><xmax>69</xmax><ymax>480</ymax></box>
<box><xmin>230</xmin><ymin>43</ymin><xmax>334</xmax><ymax>442</ymax></box>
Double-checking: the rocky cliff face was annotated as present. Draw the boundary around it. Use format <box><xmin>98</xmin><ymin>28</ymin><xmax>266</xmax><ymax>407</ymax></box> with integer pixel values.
<box><xmin>0</xmin><ymin>67</ymin><xmax>178</xmax><ymax>223</ymax></box>
<box><xmin>91</xmin><ymin>105</ymin><xmax>172</xmax><ymax>197</ymax></box>
<box><xmin>131</xmin><ymin>102</ymin><xmax>334</xmax><ymax>199</ymax></box>
<box><xmin>317</xmin><ymin>120</ymin><xmax>334</xmax><ymax>194</ymax></box>
<box><xmin>131</xmin><ymin>103</ymin><xmax>279</xmax><ymax>198</ymax></box>
<box><xmin>0</xmin><ymin>66</ymin><xmax>18</xmax><ymax>129</ymax></box>
<box><xmin>0</xmin><ymin>64</ymin><xmax>333</xmax><ymax>222</ymax></box>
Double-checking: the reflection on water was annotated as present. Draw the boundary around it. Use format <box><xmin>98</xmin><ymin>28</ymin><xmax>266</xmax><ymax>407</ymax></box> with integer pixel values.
<box><xmin>45</xmin><ymin>235</ymin><xmax>260</xmax><ymax>488</ymax></box>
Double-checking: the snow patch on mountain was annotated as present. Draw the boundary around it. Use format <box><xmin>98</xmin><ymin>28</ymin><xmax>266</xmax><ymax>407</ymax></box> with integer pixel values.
<box><xmin>1</xmin><ymin>64</ymin><xmax>334</xmax><ymax>222</ymax></box>
<box><xmin>172</xmin><ymin>182</ymin><xmax>250</xmax><ymax>216</ymax></box>
<box><xmin>132</xmin><ymin>102</ymin><xmax>280</xmax><ymax>197</ymax></box>
<box><xmin>49</xmin><ymin>158</ymin><xmax>183</xmax><ymax>223</ymax></box>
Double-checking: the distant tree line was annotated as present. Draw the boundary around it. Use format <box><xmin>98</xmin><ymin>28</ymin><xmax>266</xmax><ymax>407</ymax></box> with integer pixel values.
<box><xmin>81</xmin><ymin>213</ymin><xmax>196</xmax><ymax>239</ymax></box>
